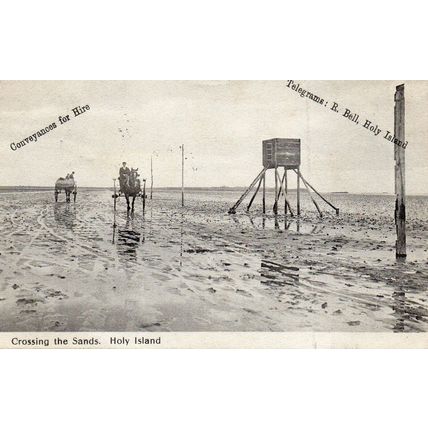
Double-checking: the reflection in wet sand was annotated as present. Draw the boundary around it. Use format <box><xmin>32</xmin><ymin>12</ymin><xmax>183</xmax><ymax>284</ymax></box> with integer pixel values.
<box><xmin>115</xmin><ymin>216</ymin><xmax>141</xmax><ymax>264</ymax></box>
<box><xmin>53</xmin><ymin>204</ymin><xmax>76</xmax><ymax>230</ymax></box>
<box><xmin>260</xmin><ymin>260</ymin><xmax>300</xmax><ymax>288</ymax></box>
<box><xmin>232</xmin><ymin>214</ymin><xmax>309</xmax><ymax>234</ymax></box>
<box><xmin>392</xmin><ymin>283</ymin><xmax>428</xmax><ymax>333</ymax></box>
<box><xmin>392</xmin><ymin>287</ymin><xmax>406</xmax><ymax>332</ymax></box>
<box><xmin>179</xmin><ymin>212</ymin><xmax>184</xmax><ymax>269</ymax></box>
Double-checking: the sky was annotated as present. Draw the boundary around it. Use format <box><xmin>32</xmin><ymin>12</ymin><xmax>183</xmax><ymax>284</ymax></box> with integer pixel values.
<box><xmin>0</xmin><ymin>80</ymin><xmax>427</xmax><ymax>194</ymax></box>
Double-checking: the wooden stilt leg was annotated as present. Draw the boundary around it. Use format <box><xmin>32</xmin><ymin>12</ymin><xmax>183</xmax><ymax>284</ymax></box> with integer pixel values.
<box><xmin>284</xmin><ymin>167</ymin><xmax>288</xmax><ymax>215</ymax></box>
<box><xmin>273</xmin><ymin>171</ymin><xmax>286</xmax><ymax>213</ymax></box>
<box><xmin>262</xmin><ymin>173</ymin><xmax>266</xmax><ymax>214</ymax></box>
<box><xmin>274</xmin><ymin>166</ymin><xmax>278</xmax><ymax>214</ymax></box>
<box><xmin>228</xmin><ymin>168</ymin><xmax>267</xmax><ymax>214</ymax></box>
<box><xmin>247</xmin><ymin>176</ymin><xmax>262</xmax><ymax>212</ymax></box>
<box><xmin>297</xmin><ymin>167</ymin><xmax>301</xmax><ymax>216</ymax></box>
<box><xmin>296</xmin><ymin>169</ymin><xmax>339</xmax><ymax>215</ymax></box>
<box><xmin>298</xmin><ymin>172</ymin><xmax>322</xmax><ymax>217</ymax></box>
<box><xmin>278</xmin><ymin>172</ymin><xmax>286</xmax><ymax>198</ymax></box>
<box><xmin>275</xmin><ymin>169</ymin><xmax>294</xmax><ymax>217</ymax></box>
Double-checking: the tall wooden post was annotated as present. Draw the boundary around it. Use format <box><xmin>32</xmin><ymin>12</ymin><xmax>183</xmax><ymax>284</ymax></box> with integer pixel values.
<box><xmin>296</xmin><ymin>167</ymin><xmax>301</xmax><ymax>215</ymax></box>
<box><xmin>394</xmin><ymin>84</ymin><xmax>406</xmax><ymax>258</ymax></box>
<box><xmin>150</xmin><ymin>156</ymin><xmax>153</xmax><ymax>200</ymax></box>
<box><xmin>181</xmin><ymin>144</ymin><xmax>184</xmax><ymax>207</ymax></box>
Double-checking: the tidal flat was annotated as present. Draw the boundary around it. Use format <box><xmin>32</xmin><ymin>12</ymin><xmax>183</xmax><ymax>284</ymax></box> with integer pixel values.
<box><xmin>0</xmin><ymin>189</ymin><xmax>427</xmax><ymax>332</ymax></box>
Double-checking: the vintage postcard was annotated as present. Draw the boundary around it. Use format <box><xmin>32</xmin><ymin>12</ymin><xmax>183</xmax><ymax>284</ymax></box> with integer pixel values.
<box><xmin>0</xmin><ymin>80</ymin><xmax>427</xmax><ymax>348</ymax></box>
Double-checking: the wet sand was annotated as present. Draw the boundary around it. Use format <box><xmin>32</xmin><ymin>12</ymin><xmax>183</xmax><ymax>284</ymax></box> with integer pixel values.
<box><xmin>0</xmin><ymin>190</ymin><xmax>427</xmax><ymax>332</ymax></box>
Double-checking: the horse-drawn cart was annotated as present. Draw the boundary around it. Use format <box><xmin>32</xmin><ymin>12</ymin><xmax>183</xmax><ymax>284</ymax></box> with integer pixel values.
<box><xmin>55</xmin><ymin>177</ymin><xmax>77</xmax><ymax>202</ymax></box>
<box><xmin>112</xmin><ymin>168</ymin><xmax>146</xmax><ymax>211</ymax></box>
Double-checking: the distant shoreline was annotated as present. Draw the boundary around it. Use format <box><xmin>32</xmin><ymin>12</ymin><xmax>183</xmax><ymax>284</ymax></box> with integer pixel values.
<box><xmin>0</xmin><ymin>186</ymin><xmax>426</xmax><ymax>196</ymax></box>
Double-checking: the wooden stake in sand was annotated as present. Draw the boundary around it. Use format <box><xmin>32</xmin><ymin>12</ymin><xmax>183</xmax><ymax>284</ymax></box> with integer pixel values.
<box><xmin>394</xmin><ymin>84</ymin><xmax>406</xmax><ymax>258</ymax></box>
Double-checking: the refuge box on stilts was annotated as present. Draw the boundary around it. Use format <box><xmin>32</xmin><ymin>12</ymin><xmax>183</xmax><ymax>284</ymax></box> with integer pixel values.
<box><xmin>228</xmin><ymin>138</ymin><xmax>339</xmax><ymax>216</ymax></box>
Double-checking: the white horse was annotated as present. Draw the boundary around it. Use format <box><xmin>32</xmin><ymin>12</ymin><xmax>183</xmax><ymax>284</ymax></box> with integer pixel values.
<box><xmin>55</xmin><ymin>177</ymin><xmax>77</xmax><ymax>202</ymax></box>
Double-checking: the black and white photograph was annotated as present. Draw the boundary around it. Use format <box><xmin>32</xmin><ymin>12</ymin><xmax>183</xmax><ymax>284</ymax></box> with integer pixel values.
<box><xmin>3</xmin><ymin>3</ymin><xmax>428</xmax><ymax>428</ymax></box>
<box><xmin>0</xmin><ymin>80</ymin><xmax>427</xmax><ymax>347</ymax></box>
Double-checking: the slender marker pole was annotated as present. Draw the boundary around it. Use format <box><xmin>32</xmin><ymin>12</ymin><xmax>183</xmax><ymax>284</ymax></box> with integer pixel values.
<box><xmin>181</xmin><ymin>144</ymin><xmax>184</xmax><ymax>207</ymax></box>
<box><xmin>143</xmin><ymin>179</ymin><xmax>146</xmax><ymax>211</ymax></box>
<box><xmin>113</xmin><ymin>178</ymin><xmax>117</xmax><ymax>212</ymax></box>
<box><xmin>394</xmin><ymin>84</ymin><xmax>406</xmax><ymax>258</ymax></box>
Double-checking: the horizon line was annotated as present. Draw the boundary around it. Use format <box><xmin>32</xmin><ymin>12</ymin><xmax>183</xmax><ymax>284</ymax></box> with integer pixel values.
<box><xmin>0</xmin><ymin>185</ymin><xmax>427</xmax><ymax>196</ymax></box>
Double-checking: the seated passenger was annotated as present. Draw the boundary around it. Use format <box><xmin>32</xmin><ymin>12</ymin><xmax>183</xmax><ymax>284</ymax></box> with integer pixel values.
<box><xmin>119</xmin><ymin>162</ymin><xmax>130</xmax><ymax>192</ymax></box>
